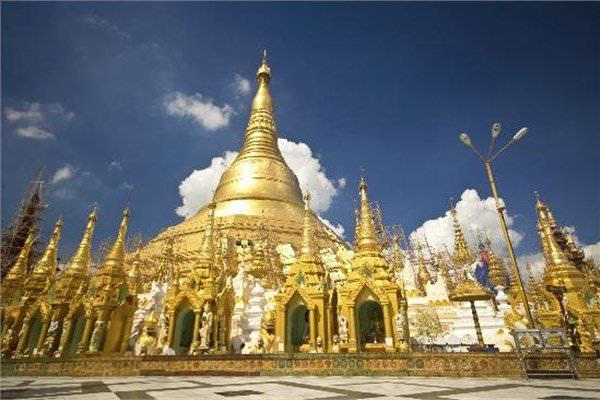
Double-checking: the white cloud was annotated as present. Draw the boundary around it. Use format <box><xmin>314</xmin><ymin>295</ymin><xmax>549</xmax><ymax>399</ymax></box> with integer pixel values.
<box><xmin>4</xmin><ymin>101</ymin><xmax>74</xmax><ymax>140</ymax></box>
<box><xmin>176</xmin><ymin>151</ymin><xmax>238</xmax><ymax>217</ymax></box>
<box><xmin>108</xmin><ymin>160</ymin><xmax>123</xmax><ymax>172</ymax></box>
<box><xmin>51</xmin><ymin>164</ymin><xmax>77</xmax><ymax>184</ymax></box>
<box><xmin>164</xmin><ymin>92</ymin><xmax>235</xmax><ymax>131</ymax></box>
<box><xmin>337</xmin><ymin>177</ymin><xmax>347</xmax><ymax>188</ymax></box>
<box><xmin>16</xmin><ymin>126</ymin><xmax>55</xmax><ymax>140</ymax></box>
<box><xmin>234</xmin><ymin>74</ymin><xmax>251</xmax><ymax>96</ymax></box>
<box><xmin>120</xmin><ymin>182</ymin><xmax>134</xmax><ymax>191</ymax></box>
<box><xmin>410</xmin><ymin>189</ymin><xmax>524</xmax><ymax>256</ymax></box>
<box><xmin>277</xmin><ymin>138</ymin><xmax>342</xmax><ymax>214</ymax></box>
<box><xmin>53</xmin><ymin>188</ymin><xmax>76</xmax><ymax>200</ymax></box>
<box><xmin>84</xmin><ymin>14</ymin><xmax>130</xmax><ymax>39</ymax></box>
<box><xmin>4</xmin><ymin>102</ymin><xmax>44</xmax><ymax>123</ymax></box>
<box><xmin>583</xmin><ymin>241</ymin><xmax>600</xmax><ymax>262</ymax></box>
<box><xmin>319</xmin><ymin>216</ymin><xmax>346</xmax><ymax>238</ymax></box>
<box><xmin>516</xmin><ymin>252</ymin><xmax>545</xmax><ymax>283</ymax></box>
<box><xmin>176</xmin><ymin>139</ymin><xmax>346</xmax><ymax>223</ymax></box>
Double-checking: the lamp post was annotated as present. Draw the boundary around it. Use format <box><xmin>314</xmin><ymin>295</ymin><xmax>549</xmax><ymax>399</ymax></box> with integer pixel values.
<box><xmin>459</xmin><ymin>123</ymin><xmax>535</xmax><ymax>329</ymax></box>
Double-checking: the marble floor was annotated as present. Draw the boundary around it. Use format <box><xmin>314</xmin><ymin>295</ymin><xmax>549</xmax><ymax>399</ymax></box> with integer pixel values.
<box><xmin>1</xmin><ymin>376</ymin><xmax>599</xmax><ymax>400</ymax></box>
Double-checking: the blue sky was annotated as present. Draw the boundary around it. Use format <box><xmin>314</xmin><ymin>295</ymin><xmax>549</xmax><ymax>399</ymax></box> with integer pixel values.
<box><xmin>2</xmin><ymin>2</ymin><xmax>599</xmax><ymax>261</ymax></box>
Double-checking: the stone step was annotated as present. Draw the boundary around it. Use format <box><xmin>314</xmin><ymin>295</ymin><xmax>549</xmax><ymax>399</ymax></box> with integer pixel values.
<box><xmin>526</xmin><ymin>370</ymin><xmax>576</xmax><ymax>379</ymax></box>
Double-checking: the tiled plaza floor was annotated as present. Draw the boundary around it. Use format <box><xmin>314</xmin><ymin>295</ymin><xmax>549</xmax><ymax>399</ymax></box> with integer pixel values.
<box><xmin>1</xmin><ymin>376</ymin><xmax>599</xmax><ymax>400</ymax></box>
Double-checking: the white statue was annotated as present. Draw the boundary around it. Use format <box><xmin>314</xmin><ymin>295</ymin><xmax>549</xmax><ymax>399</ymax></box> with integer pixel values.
<box><xmin>199</xmin><ymin>303</ymin><xmax>213</xmax><ymax>349</ymax></box>
<box><xmin>338</xmin><ymin>315</ymin><xmax>348</xmax><ymax>343</ymax></box>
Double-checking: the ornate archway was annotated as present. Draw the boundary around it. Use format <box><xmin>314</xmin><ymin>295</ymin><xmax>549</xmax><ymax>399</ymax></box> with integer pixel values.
<box><xmin>356</xmin><ymin>300</ymin><xmax>385</xmax><ymax>350</ymax></box>
<box><xmin>26</xmin><ymin>311</ymin><xmax>42</xmax><ymax>355</ymax></box>
<box><xmin>173</xmin><ymin>306</ymin><xmax>194</xmax><ymax>355</ymax></box>
<box><xmin>68</xmin><ymin>313</ymin><xmax>86</xmax><ymax>357</ymax></box>
<box><xmin>286</xmin><ymin>300</ymin><xmax>309</xmax><ymax>353</ymax></box>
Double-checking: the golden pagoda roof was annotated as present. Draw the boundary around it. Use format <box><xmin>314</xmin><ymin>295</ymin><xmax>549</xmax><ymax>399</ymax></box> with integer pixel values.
<box><xmin>25</xmin><ymin>218</ymin><xmax>62</xmax><ymax>294</ymax></box>
<box><xmin>4</xmin><ymin>229</ymin><xmax>35</xmax><ymax>285</ymax></box>
<box><xmin>55</xmin><ymin>207</ymin><xmax>97</xmax><ymax>302</ymax></box>
<box><xmin>94</xmin><ymin>209</ymin><xmax>129</xmax><ymax>291</ymax></box>
<box><xmin>449</xmin><ymin>277</ymin><xmax>492</xmax><ymax>302</ymax></box>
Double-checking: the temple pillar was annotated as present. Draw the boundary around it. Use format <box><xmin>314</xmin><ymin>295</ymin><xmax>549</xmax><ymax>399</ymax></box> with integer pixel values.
<box><xmin>382</xmin><ymin>302</ymin><xmax>395</xmax><ymax>352</ymax></box>
<box><xmin>119</xmin><ymin>316</ymin><xmax>134</xmax><ymax>353</ymax></box>
<box><xmin>325</xmin><ymin>303</ymin><xmax>333</xmax><ymax>351</ymax></box>
<box><xmin>309</xmin><ymin>307</ymin><xmax>317</xmax><ymax>349</ymax></box>
<box><xmin>77</xmin><ymin>317</ymin><xmax>93</xmax><ymax>354</ymax></box>
<box><xmin>211</xmin><ymin>314</ymin><xmax>219</xmax><ymax>351</ymax></box>
<box><xmin>167</xmin><ymin>312</ymin><xmax>176</xmax><ymax>348</ymax></box>
<box><xmin>401</xmin><ymin>298</ymin><xmax>411</xmax><ymax>352</ymax></box>
<box><xmin>347</xmin><ymin>304</ymin><xmax>357</xmax><ymax>353</ymax></box>
<box><xmin>54</xmin><ymin>319</ymin><xmax>73</xmax><ymax>357</ymax></box>
<box><xmin>275</xmin><ymin>304</ymin><xmax>286</xmax><ymax>353</ymax></box>
<box><xmin>189</xmin><ymin>311</ymin><xmax>201</xmax><ymax>354</ymax></box>
<box><xmin>35</xmin><ymin>320</ymin><xmax>50</xmax><ymax>356</ymax></box>
<box><xmin>14</xmin><ymin>320</ymin><xmax>31</xmax><ymax>357</ymax></box>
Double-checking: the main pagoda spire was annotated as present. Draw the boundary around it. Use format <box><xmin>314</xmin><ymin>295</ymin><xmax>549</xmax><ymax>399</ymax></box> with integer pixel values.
<box><xmin>212</xmin><ymin>51</ymin><xmax>303</xmax><ymax>206</ymax></box>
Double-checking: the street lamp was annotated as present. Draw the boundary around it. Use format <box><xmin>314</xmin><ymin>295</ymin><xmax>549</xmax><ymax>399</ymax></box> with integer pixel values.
<box><xmin>459</xmin><ymin>123</ymin><xmax>535</xmax><ymax>328</ymax></box>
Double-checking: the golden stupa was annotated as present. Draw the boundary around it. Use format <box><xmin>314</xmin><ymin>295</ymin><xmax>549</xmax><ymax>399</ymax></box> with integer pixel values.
<box><xmin>142</xmin><ymin>51</ymin><xmax>345</xmax><ymax>259</ymax></box>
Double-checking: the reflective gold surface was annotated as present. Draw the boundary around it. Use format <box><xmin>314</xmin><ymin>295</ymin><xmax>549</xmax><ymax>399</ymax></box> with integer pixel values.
<box><xmin>142</xmin><ymin>52</ymin><xmax>345</xmax><ymax>262</ymax></box>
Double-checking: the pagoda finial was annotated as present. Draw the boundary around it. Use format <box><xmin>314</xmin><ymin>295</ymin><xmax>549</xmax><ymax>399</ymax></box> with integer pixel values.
<box><xmin>105</xmin><ymin>208</ymin><xmax>129</xmax><ymax>264</ymax></box>
<box><xmin>65</xmin><ymin>206</ymin><xmax>97</xmax><ymax>273</ymax></box>
<box><xmin>256</xmin><ymin>49</ymin><xmax>271</xmax><ymax>83</ymax></box>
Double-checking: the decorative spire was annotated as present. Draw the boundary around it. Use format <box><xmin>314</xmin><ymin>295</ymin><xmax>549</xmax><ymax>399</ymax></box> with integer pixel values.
<box><xmin>486</xmin><ymin>237</ymin><xmax>507</xmax><ymax>288</ymax></box>
<box><xmin>300</xmin><ymin>192</ymin><xmax>317</xmax><ymax>260</ymax></box>
<box><xmin>450</xmin><ymin>200</ymin><xmax>474</xmax><ymax>265</ymax></box>
<box><xmin>94</xmin><ymin>209</ymin><xmax>129</xmax><ymax>294</ymax></box>
<box><xmin>5</xmin><ymin>230</ymin><xmax>35</xmax><ymax>283</ymax></box>
<box><xmin>31</xmin><ymin>218</ymin><xmax>62</xmax><ymax>278</ymax></box>
<box><xmin>535</xmin><ymin>197</ymin><xmax>582</xmax><ymax>281</ymax></box>
<box><xmin>251</xmin><ymin>49</ymin><xmax>273</xmax><ymax>112</ymax></box>
<box><xmin>65</xmin><ymin>206</ymin><xmax>97</xmax><ymax>274</ymax></box>
<box><xmin>416</xmin><ymin>243</ymin><xmax>432</xmax><ymax>288</ymax></box>
<box><xmin>127</xmin><ymin>242</ymin><xmax>143</xmax><ymax>293</ymax></box>
<box><xmin>199</xmin><ymin>201</ymin><xmax>216</xmax><ymax>261</ymax></box>
<box><xmin>355</xmin><ymin>176</ymin><xmax>381</xmax><ymax>254</ymax></box>
<box><xmin>392</xmin><ymin>234</ymin><xmax>405</xmax><ymax>273</ymax></box>
<box><xmin>105</xmin><ymin>208</ymin><xmax>129</xmax><ymax>264</ymax></box>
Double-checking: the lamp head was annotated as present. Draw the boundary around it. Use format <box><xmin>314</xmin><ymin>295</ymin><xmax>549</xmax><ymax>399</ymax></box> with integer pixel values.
<box><xmin>492</xmin><ymin>123</ymin><xmax>501</xmax><ymax>139</ymax></box>
<box><xmin>459</xmin><ymin>133</ymin><xmax>472</xmax><ymax>147</ymax></box>
<box><xmin>513</xmin><ymin>127</ymin><xmax>528</xmax><ymax>141</ymax></box>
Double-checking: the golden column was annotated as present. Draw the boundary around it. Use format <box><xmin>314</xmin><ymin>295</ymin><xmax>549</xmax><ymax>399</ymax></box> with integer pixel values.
<box><xmin>77</xmin><ymin>317</ymin><xmax>94</xmax><ymax>354</ymax></box>
<box><xmin>459</xmin><ymin>123</ymin><xmax>535</xmax><ymax>328</ymax></box>
<box><xmin>167</xmin><ymin>312</ymin><xmax>176</xmax><ymax>348</ymax></box>
<box><xmin>190</xmin><ymin>310</ymin><xmax>201</xmax><ymax>354</ymax></box>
